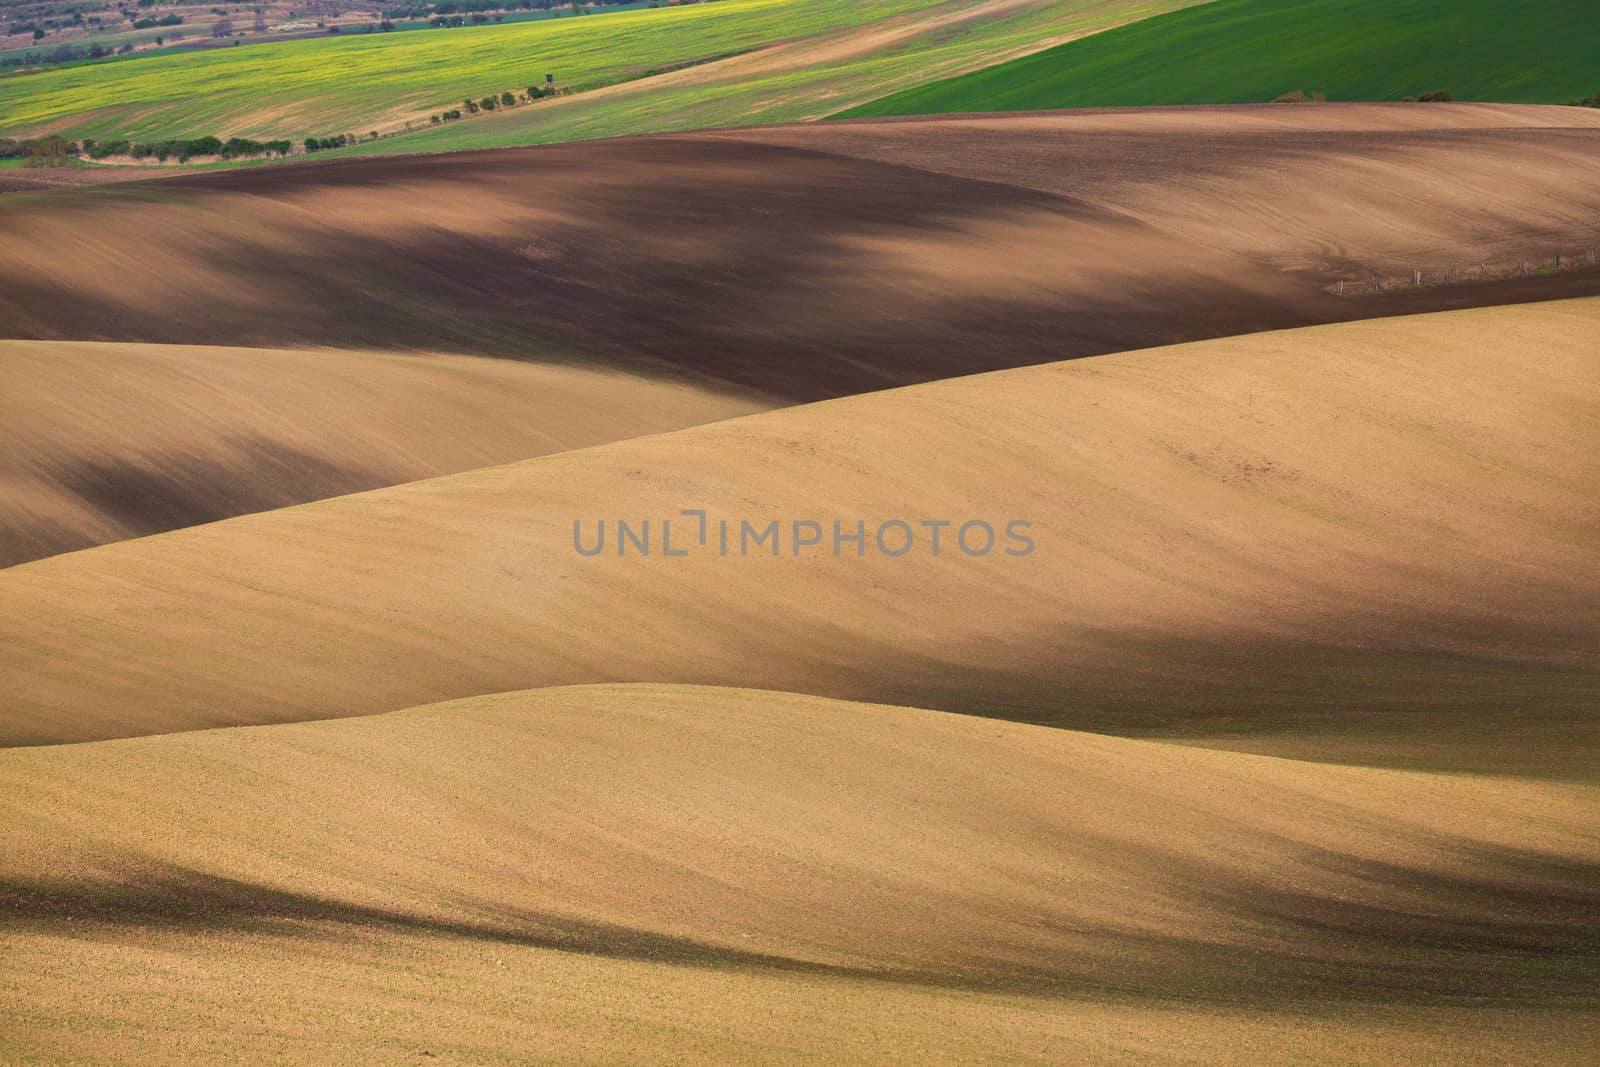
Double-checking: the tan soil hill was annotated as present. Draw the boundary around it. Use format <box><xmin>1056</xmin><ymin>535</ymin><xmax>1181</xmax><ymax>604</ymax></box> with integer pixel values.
<box><xmin>1</xmin><ymin>300</ymin><xmax>1594</xmax><ymax>775</ymax></box>
<box><xmin>2</xmin><ymin>684</ymin><xmax>1595</xmax><ymax>1064</ymax></box>
<box><xmin>0</xmin><ymin>340</ymin><xmax>766</xmax><ymax>565</ymax></box>
<box><xmin>2</xmin><ymin>105</ymin><xmax>1597</xmax><ymax>402</ymax></box>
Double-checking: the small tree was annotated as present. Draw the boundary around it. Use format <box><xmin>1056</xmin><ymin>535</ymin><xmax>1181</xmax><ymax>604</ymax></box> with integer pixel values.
<box><xmin>480</xmin><ymin>96</ymin><xmax>497</xmax><ymax>111</ymax></box>
<box><xmin>213</xmin><ymin>17</ymin><xmax>233</xmax><ymax>36</ymax></box>
<box><xmin>500</xmin><ymin>90</ymin><xmax>515</xmax><ymax>107</ymax></box>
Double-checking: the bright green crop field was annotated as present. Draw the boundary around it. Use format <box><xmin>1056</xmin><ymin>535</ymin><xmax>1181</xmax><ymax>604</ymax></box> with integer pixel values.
<box><xmin>0</xmin><ymin>0</ymin><xmax>1199</xmax><ymax>151</ymax></box>
<box><xmin>840</xmin><ymin>0</ymin><xmax>1600</xmax><ymax>118</ymax></box>
<box><xmin>1</xmin><ymin>0</ymin><xmax>851</xmax><ymax>141</ymax></box>
<box><xmin>347</xmin><ymin>0</ymin><xmax>1197</xmax><ymax>156</ymax></box>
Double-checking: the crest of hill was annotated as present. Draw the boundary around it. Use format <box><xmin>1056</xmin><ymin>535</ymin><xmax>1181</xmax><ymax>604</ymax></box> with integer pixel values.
<box><xmin>3</xmin><ymin>107</ymin><xmax>1599</xmax><ymax>402</ymax></box>
<box><xmin>1</xmin><ymin>683</ymin><xmax>1595</xmax><ymax>1056</ymax></box>
<box><xmin>0</xmin><ymin>340</ymin><xmax>768</xmax><ymax>566</ymax></box>
<box><xmin>1</xmin><ymin>300</ymin><xmax>1594</xmax><ymax>776</ymax></box>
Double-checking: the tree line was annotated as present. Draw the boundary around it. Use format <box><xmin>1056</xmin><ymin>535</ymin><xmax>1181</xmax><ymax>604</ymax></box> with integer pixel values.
<box><xmin>2</xmin><ymin>135</ymin><xmax>294</xmax><ymax>165</ymax></box>
<box><xmin>431</xmin><ymin>81</ymin><xmax>568</xmax><ymax>124</ymax></box>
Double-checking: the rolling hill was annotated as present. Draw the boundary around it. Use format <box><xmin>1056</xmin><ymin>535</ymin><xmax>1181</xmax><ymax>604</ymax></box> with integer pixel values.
<box><xmin>3</xmin><ymin>684</ymin><xmax>1596</xmax><ymax>1063</ymax></box>
<box><xmin>0</xmin><ymin>340</ymin><xmax>767</xmax><ymax>565</ymax></box>
<box><xmin>0</xmin><ymin>0</ymin><xmax>1201</xmax><ymax>148</ymax></box>
<box><xmin>840</xmin><ymin>0</ymin><xmax>1600</xmax><ymax>118</ymax></box>
<box><xmin>2</xmin><ymin>299</ymin><xmax>1595</xmax><ymax>778</ymax></box>
<box><xmin>4</xmin><ymin>107</ymin><xmax>1598</xmax><ymax>404</ymax></box>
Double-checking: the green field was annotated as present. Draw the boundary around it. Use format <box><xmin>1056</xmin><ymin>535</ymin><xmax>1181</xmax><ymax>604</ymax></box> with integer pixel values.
<box><xmin>350</xmin><ymin>0</ymin><xmax>1198</xmax><ymax>156</ymax></box>
<box><xmin>0</xmin><ymin>0</ymin><xmax>1199</xmax><ymax>151</ymax></box>
<box><xmin>839</xmin><ymin>0</ymin><xmax>1600</xmax><ymax>118</ymax></box>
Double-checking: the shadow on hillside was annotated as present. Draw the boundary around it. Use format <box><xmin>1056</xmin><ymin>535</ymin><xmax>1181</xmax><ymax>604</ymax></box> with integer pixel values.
<box><xmin>4</xmin><ymin>843</ymin><xmax>1596</xmax><ymax>1005</ymax></box>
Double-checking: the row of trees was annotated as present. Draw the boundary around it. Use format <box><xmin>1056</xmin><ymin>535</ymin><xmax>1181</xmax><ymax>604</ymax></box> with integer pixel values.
<box><xmin>304</xmin><ymin>132</ymin><xmax>381</xmax><ymax>152</ymax></box>
<box><xmin>1</xmin><ymin>135</ymin><xmax>293</xmax><ymax>165</ymax></box>
<box><xmin>94</xmin><ymin>136</ymin><xmax>294</xmax><ymax>161</ymax></box>
<box><xmin>432</xmin><ymin>82</ymin><xmax>564</xmax><ymax>123</ymax></box>
<box><xmin>1</xmin><ymin>42</ymin><xmax>137</xmax><ymax>67</ymax></box>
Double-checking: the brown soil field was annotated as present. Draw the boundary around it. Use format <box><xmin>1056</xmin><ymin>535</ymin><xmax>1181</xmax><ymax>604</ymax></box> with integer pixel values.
<box><xmin>735</xmin><ymin>102</ymin><xmax>1600</xmax><ymax>277</ymax></box>
<box><xmin>2</xmin><ymin>683</ymin><xmax>1596</xmax><ymax>1064</ymax></box>
<box><xmin>0</xmin><ymin>163</ymin><xmax>170</xmax><ymax>196</ymax></box>
<box><xmin>2</xmin><ymin>300</ymin><xmax>1593</xmax><ymax>777</ymax></box>
<box><xmin>2</xmin><ymin>105</ymin><xmax>1597</xmax><ymax>403</ymax></box>
<box><xmin>0</xmin><ymin>340</ymin><xmax>766</xmax><ymax>566</ymax></box>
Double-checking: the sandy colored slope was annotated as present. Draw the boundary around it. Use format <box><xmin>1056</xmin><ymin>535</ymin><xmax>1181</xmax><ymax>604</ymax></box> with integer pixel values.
<box><xmin>0</xmin><ymin>340</ymin><xmax>768</xmax><ymax>566</ymax></box>
<box><xmin>3</xmin><ymin>106</ymin><xmax>1598</xmax><ymax>401</ymax></box>
<box><xmin>1</xmin><ymin>300</ymin><xmax>1595</xmax><ymax>772</ymax></box>
<box><xmin>2</xmin><ymin>684</ymin><xmax>1596</xmax><ymax>1063</ymax></box>
<box><xmin>731</xmin><ymin>102</ymin><xmax>1600</xmax><ymax>275</ymax></box>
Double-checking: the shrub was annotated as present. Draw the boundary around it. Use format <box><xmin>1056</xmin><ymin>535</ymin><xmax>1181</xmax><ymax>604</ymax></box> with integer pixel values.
<box><xmin>23</xmin><ymin>136</ymin><xmax>76</xmax><ymax>167</ymax></box>
<box><xmin>1417</xmin><ymin>89</ymin><xmax>1453</xmax><ymax>102</ymax></box>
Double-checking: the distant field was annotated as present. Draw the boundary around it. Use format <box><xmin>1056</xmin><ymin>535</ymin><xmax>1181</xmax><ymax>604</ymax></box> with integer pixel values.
<box><xmin>350</xmin><ymin>0</ymin><xmax>1205</xmax><ymax>156</ymax></box>
<box><xmin>840</xmin><ymin>0</ymin><xmax>1600</xmax><ymax>118</ymax></box>
<box><xmin>0</xmin><ymin>0</ymin><xmax>1201</xmax><ymax>149</ymax></box>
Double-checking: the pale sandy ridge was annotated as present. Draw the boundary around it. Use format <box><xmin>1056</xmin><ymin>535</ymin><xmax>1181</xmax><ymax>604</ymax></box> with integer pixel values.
<box><xmin>0</xmin><ymin>340</ymin><xmax>768</xmax><ymax>565</ymax></box>
<box><xmin>1</xmin><ymin>300</ymin><xmax>1595</xmax><ymax>772</ymax></box>
<box><xmin>1</xmin><ymin>683</ymin><xmax>1595</xmax><ymax>1063</ymax></box>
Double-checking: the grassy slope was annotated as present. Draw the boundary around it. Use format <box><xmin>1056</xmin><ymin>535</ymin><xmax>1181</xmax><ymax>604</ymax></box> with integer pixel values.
<box><xmin>2</xmin><ymin>684</ymin><xmax>1597</xmax><ymax>1062</ymax></box>
<box><xmin>0</xmin><ymin>0</ymin><xmax>1201</xmax><ymax>147</ymax></box>
<box><xmin>350</xmin><ymin>0</ymin><xmax>1203</xmax><ymax>156</ymax></box>
<box><xmin>0</xmin><ymin>0</ymin><xmax>922</xmax><ymax>140</ymax></box>
<box><xmin>840</xmin><ymin>0</ymin><xmax>1600</xmax><ymax>118</ymax></box>
<box><xmin>1</xmin><ymin>301</ymin><xmax>1595</xmax><ymax>777</ymax></box>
